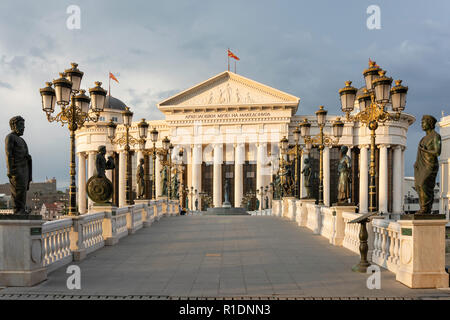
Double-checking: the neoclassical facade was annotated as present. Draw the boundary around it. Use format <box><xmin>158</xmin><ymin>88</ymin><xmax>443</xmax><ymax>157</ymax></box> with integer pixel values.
<box><xmin>76</xmin><ymin>71</ymin><xmax>414</xmax><ymax>214</ymax></box>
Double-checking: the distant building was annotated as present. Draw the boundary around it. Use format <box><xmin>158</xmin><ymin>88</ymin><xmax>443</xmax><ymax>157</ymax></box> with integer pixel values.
<box><xmin>40</xmin><ymin>202</ymin><xmax>66</xmax><ymax>220</ymax></box>
<box><xmin>0</xmin><ymin>178</ymin><xmax>68</xmax><ymax>214</ymax></box>
<box><xmin>403</xmin><ymin>177</ymin><xmax>440</xmax><ymax>214</ymax></box>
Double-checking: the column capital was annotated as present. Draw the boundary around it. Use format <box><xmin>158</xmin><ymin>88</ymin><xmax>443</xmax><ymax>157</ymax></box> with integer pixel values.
<box><xmin>378</xmin><ymin>144</ymin><xmax>390</xmax><ymax>149</ymax></box>
<box><xmin>359</xmin><ymin>144</ymin><xmax>370</xmax><ymax>150</ymax></box>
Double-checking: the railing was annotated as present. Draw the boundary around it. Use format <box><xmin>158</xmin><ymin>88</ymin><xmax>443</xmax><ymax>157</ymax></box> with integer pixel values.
<box><xmin>80</xmin><ymin>212</ymin><xmax>105</xmax><ymax>255</ymax></box>
<box><xmin>306</xmin><ymin>203</ymin><xmax>321</xmax><ymax>234</ymax></box>
<box><xmin>320</xmin><ymin>207</ymin><xmax>335</xmax><ymax>241</ymax></box>
<box><xmin>372</xmin><ymin>218</ymin><xmax>401</xmax><ymax>273</ymax></box>
<box><xmin>42</xmin><ymin>218</ymin><xmax>73</xmax><ymax>273</ymax></box>
<box><xmin>342</xmin><ymin>212</ymin><xmax>361</xmax><ymax>254</ymax></box>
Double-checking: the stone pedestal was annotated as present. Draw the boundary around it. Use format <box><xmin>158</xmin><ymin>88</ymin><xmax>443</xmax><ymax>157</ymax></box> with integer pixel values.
<box><xmin>330</xmin><ymin>205</ymin><xmax>357</xmax><ymax>246</ymax></box>
<box><xmin>0</xmin><ymin>219</ymin><xmax>47</xmax><ymax>286</ymax></box>
<box><xmin>287</xmin><ymin>198</ymin><xmax>297</xmax><ymax>221</ymax></box>
<box><xmin>297</xmin><ymin>199</ymin><xmax>316</xmax><ymax>227</ymax></box>
<box><xmin>134</xmin><ymin>200</ymin><xmax>153</xmax><ymax>227</ymax></box>
<box><xmin>396</xmin><ymin>215</ymin><xmax>449</xmax><ymax>288</ymax></box>
<box><xmin>282</xmin><ymin>197</ymin><xmax>296</xmax><ymax>219</ymax></box>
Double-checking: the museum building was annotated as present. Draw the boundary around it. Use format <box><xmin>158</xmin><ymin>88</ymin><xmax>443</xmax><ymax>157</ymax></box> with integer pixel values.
<box><xmin>75</xmin><ymin>70</ymin><xmax>415</xmax><ymax>214</ymax></box>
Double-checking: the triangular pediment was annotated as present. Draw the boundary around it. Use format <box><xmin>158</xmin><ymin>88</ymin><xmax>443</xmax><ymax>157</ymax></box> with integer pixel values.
<box><xmin>158</xmin><ymin>71</ymin><xmax>299</xmax><ymax>111</ymax></box>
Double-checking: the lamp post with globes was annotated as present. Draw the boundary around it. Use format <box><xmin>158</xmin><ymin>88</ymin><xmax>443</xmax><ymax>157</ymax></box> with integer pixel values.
<box><xmin>299</xmin><ymin>106</ymin><xmax>344</xmax><ymax>205</ymax></box>
<box><xmin>40</xmin><ymin>62</ymin><xmax>107</xmax><ymax>216</ymax></box>
<box><xmin>338</xmin><ymin>61</ymin><xmax>408</xmax><ymax>213</ymax></box>
<box><xmin>107</xmin><ymin>111</ymin><xmax>148</xmax><ymax>205</ymax></box>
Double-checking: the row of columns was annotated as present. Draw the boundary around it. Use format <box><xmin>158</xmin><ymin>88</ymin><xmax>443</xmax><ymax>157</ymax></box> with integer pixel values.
<box><xmin>77</xmin><ymin>143</ymin><xmax>405</xmax><ymax>214</ymax></box>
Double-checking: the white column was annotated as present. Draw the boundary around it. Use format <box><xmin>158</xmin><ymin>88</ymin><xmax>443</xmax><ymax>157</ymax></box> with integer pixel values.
<box><xmin>77</xmin><ymin>153</ymin><xmax>87</xmax><ymax>214</ymax></box>
<box><xmin>213</xmin><ymin>143</ymin><xmax>223</xmax><ymax>207</ymax></box>
<box><xmin>359</xmin><ymin>145</ymin><xmax>369</xmax><ymax>213</ymax></box>
<box><xmin>234</xmin><ymin>143</ymin><xmax>244</xmax><ymax>207</ymax></box>
<box><xmin>192</xmin><ymin>144</ymin><xmax>202</xmax><ymax>210</ymax></box>
<box><xmin>155</xmin><ymin>154</ymin><xmax>162</xmax><ymax>198</ymax></box>
<box><xmin>87</xmin><ymin>151</ymin><xmax>96</xmax><ymax>209</ymax></box>
<box><xmin>401</xmin><ymin>147</ymin><xmax>405</xmax><ymax>212</ymax></box>
<box><xmin>118</xmin><ymin>151</ymin><xmax>126</xmax><ymax>207</ymax></box>
<box><xmin>323</xmin><ymin>146</ymin><xmax>330</xmax><ymax>207</ymax></box>
<box><xmin>379</xmin><ymin>144</ymin><xmax>389</xmax><ymax>214</ymax></box>
<box><xmin>393</xmin><ymin>146</ymin><xmax>403</xmax><ymax>213</ymax></box>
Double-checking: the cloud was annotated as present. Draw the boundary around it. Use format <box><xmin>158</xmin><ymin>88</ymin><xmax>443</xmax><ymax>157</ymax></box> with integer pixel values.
<box><xmin>0</xmin><ymin>0</ymin><xmax>449</xmax><ymax>186</ymax></box>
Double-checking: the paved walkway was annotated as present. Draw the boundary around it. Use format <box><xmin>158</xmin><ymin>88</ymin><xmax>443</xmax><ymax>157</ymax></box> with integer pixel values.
<box><xmin>1</xmin><ymin>215</ymin><xmax>449</xmax><ymax>298</ymax></box>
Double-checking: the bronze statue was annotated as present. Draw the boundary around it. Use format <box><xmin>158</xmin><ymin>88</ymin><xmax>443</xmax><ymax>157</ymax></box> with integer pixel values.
<box><xmin>301</xmin><ymin>157</ymin><xmax>313</xmax><ymax>199</ymax></box>
<box><xmin>337</xmin><ymin>146</ymin><xmax>351</xmax><ymax>204</ymax></box>
<box><xmin>5</xmin><ymin>116</ymin><xmax>32</xmax><ymax>215</ymax></box>
<box><xmin>136</xmin><ymin>158</ymin><xmax>145</xmax><ymax>199</ymax></box>
<box><xmin>414</xmin><ymin>115</ymin><xmax>441</xmax><ymax>214</ymax></box>
<box><xmin>86</xmin><ymin>145</ymin><xmax>115</xmax><ymax>204</ymax></box>
<box><xmin>161</xmin><ymin>166</ymin><xmax>168</xmax><ymax>197</ymax></box>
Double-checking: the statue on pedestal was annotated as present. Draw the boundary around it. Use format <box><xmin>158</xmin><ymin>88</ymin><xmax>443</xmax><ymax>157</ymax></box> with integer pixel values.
<box><xmin>414</xmin><ymin>115</ymin><xmax>441</xmax><ymax>214</ymax></box>
<box><xmin>171</xmin><ymin>173</ymin><xmax>179</xmax><ymax>198</ymax></box>
<box><xmin>337</xmin><ymin>146</ymin><xmax>351</xmax><ymax>204</ymax></box>
<box><xmin>87</xmin><ymin>145</ymin><xmax>115</xmax><ymax>204</ymax></box>
<box><xmin>223</xmin><ymin>180</ymin><xmax>231</xmax><ymax>206</ymax></box>
<box><xmin>161</xmin><ymin>166</ymin><xmax>168</xmax><ymax>197</ymax></box>
<box><xmin>195</xmin><ymin>197</ymin><xmax>198</xmax><ymax>211</ymax></box>
<box><xmin>136</xmin><ymin>158</ymin><xmax>145</xmax><ymax>199</ymax></box>
<box><xmin>301</xmin><ymin>158</ymin><xmax>313</xmax><ymax>199</ymax></box>
<box><xmin>5</xmin><ymin>116</ymin><xmax>32</xmax><ymax>215</ymax></box>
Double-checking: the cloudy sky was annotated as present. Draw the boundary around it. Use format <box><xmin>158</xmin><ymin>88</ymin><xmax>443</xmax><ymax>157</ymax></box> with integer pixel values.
<box><xmin>0</xmin><ymin>0</ymin><xmax>449</xmax><ymax>188</ymax></box>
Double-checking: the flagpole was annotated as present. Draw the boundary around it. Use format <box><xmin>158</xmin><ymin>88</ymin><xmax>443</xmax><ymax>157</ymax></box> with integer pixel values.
<box><xmin>227</xmin><ymin>48</ymin><xmax>230</xmax><ymax>71</ymax></box>
<box><xmin>234</xmin><ymin>60</ymin><xmax>236</xmax><ymax>74</ymax></box>
<box><xmin>109</xmin><ymin>71</ymin><xmax>111</xmax><ymax>97</ymax></box>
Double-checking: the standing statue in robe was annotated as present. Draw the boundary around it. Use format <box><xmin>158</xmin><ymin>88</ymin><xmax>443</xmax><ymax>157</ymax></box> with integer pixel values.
<box><xmin>414</xmin><ymin>115</ymin><xmax>441</xmax><ymax>214</ymax></box>
<box><xmin>223</xmin><ymin>179</ymin><xmax>231</xmax><ymax>205</ymax></box>
<box><xmin>161</xmin><ymin>166</ymin><xmax>168</xmax><ymax>197</ymax></box>
<box><xmin>301</xmin><ymin>158</ymin><xmax>313</xmax><ymax>199</ymax></box>
<box><xmin>5</xmin><ymin>116</ymin><xmax>32</xmax><ymax>215</ymax></box>
<box><xmin>337</xmin><ymin>146</ymin><xmax>351</xmax><ymax>204</ymax></box>
<box><xmin>171</xmin><ymin>173</ymin><xmax>179</xmax><ymax>199</ymax></box>
<box><xmin>136</xmin><ymin>158</ymin><xmax>145</xmax><ymax>199</ymax></box>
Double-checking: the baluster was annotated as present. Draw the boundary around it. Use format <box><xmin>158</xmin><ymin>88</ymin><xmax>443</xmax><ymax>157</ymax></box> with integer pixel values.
<box><xmin>43</xmin><ymin>232</ymin><xmax>50</xmax><ymax>266</ymax></box>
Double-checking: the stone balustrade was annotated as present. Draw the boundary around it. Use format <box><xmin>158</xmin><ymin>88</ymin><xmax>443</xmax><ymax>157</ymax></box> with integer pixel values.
<box><xmin>342</xmin><ymin>212</ymin><xmax>362</xmax><ymax>255</ymax></box>
<box><xmin>42</xmin><ymin>218</ymin><xmax>73</xmax><ymax>273</ymax></box>
<box><xmin>0</xmin><ymin>199</ymin><xmax>176</xmax><ymax>285</ymax></box>
<box><xmin>320</xmin><ymin>207</ymin><xmax>335</xmax><ymax>241</ymax></box>
<box><xmin>275</xmin><ymin>198</ymin><xmax>448</xmax><ymax>289</ymax></box>
<box><xmin>306</xmin><ymin>203</ymin><xmax>321</xmax><ymax>234</ymax></box>
<box><xmin>371</xmin><ymin>218</ymin><xmax>401</xmax><ymax>274</ymax></box>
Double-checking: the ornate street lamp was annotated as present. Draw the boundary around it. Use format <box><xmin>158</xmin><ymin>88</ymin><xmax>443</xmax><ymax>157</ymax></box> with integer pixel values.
<box><xmin>338</xmin><ymin>61</ymin><xmax>407</xmax><ymax>274</ymax></box>
<box><xmin>300</xmin><ymin>106</ymin><xmax>343</xmax><ymax>205</ymax></box>
<box><xmin>40</xmin><ymin>63</ymin><xmax>106</xmax><ymax>216</ymax></box>
<box><xmin>108</xmin><ymin>110</ymin><xmax>147</xmax><ymax>205</ymax></box>
<box><xmin>338</xmin><ymin>63</ymin><xmax>407</xmax><ymax>213</ymax></box>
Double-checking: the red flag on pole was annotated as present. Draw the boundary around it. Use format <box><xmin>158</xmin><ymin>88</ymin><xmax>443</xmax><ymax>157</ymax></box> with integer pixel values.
<box><xmin>227</xmin><ymin>49</ymin><xmax>240</xmax><ymax>61</ymax></box>
<box><xmin>109</xmin><ymin>72</ymin><xmax>119</xmax><ymax>83</ymax></box>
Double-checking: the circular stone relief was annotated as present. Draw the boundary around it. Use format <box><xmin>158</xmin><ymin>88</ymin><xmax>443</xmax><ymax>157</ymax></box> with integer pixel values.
<box><xmin>400</xmin><ymin>240</ymin><xmax>412</xmax><ymax>265</ymax></box>
<box><xmin>31</xmin><ymin>239</ymin><xmax>42</xmax><ymax>264</ymax></box>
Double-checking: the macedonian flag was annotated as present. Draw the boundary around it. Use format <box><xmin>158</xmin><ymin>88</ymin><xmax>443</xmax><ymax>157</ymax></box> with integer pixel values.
<box><xmin>109</xmin><ymin>72</ymin><xmax>119</xmax><ymax>83</ymax></box>
<box><xmin>227</xmin><ymin>49</ymin><xmax>240</xmax><ymax>61</ymax></box>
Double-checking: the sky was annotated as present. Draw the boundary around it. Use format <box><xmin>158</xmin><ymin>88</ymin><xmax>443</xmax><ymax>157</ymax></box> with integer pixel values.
<box><xmin>0</xmin><ymin>0</ymin><xmax>449</xmax><ymax>188</ymax></box>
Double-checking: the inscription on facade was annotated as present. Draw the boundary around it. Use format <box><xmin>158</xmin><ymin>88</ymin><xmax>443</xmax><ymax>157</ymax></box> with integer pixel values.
<box><xmin>185</xmin><ymin>112</ymin><xmax>271</xmax><ymax>120</ymax></box>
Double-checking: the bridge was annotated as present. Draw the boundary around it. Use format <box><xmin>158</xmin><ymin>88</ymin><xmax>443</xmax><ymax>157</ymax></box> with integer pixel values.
<box><xmin>0</xmin><ymin>201</ymin><xmax>449</xmax><ymax>299</ymax></box>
